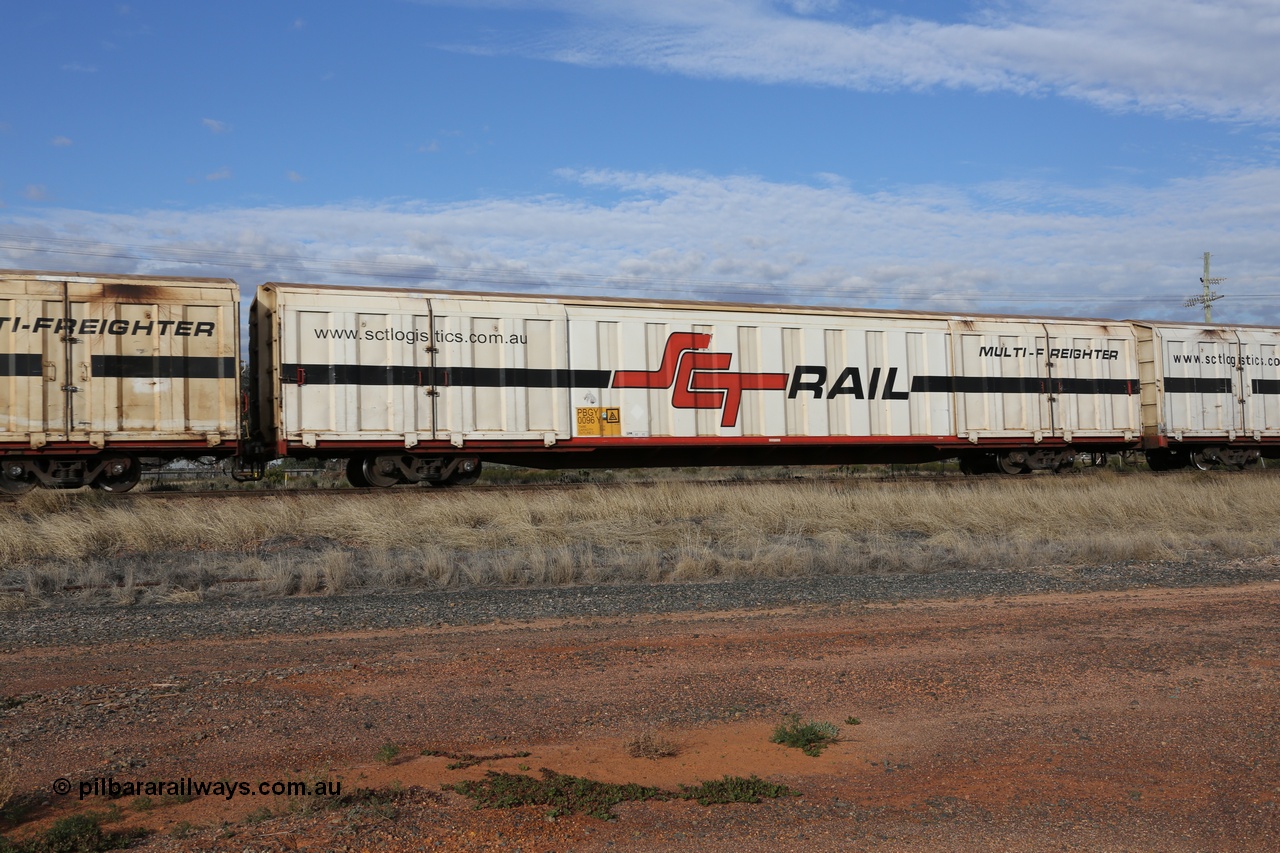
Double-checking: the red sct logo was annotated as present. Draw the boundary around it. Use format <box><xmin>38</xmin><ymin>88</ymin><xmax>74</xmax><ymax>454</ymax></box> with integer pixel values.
<box><xmin>611</xmin><ymin>333</ymin><xmax>788</xmax><ymax>428</ymax></box>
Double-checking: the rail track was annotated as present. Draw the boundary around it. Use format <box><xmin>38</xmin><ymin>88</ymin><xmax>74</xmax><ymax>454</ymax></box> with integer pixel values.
<box><xmin>5</xmin><ymin>464</ymin><xmax>1271</xmax><ymax>502</ymax></box>
<box><xmin>0</xmin><ymin>471</ymin><xmax>986</xmax><ymax>501</ymax></box>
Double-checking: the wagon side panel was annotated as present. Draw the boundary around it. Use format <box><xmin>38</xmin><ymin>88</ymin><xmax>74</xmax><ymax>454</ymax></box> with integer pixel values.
<box><xmin>274</xmin><ymin>287</ymin><xmax>437</xmax><ymax>447</ymax></box>
<box><xmin>948</xmin><ymin>320</ymin><xmax>1050</xmax><ymax>440</ymax></box>
<box><xmin>432</xmin><ymin>297</ymin><xmax>571</xmax><ymax>443</ymax></box>
<box><xmin>1235</xmin><ymin>328</ymin><xmax>1280</xmax><ymax>437</ymax></box>
<box><xmin>1041</xmin><ymin>322</ymin><xmax>1141</xmax><ymax>440</ymax></box>
<box><xmin>0</xmin><ymin>276</ymin><xmax>66</xmax><ymax>446</ymax></box>
<box><xmin>1148</xmin><ymin>324</ymin><xmax>1240</xmax><ymax>439</ymax></box>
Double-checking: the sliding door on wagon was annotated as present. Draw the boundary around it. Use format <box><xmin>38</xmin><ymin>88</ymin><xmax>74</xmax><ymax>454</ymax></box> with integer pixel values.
<box><xmin>255</xmin><ymin>283</ymin><xmax>574</xmax><ymax>487</ymax></box>
<box><xmin>1234</xmin><ymin>327</ymin><xmax>1280</xmax><ymax>452</ymax></box>
<box><xmin>255</xmin><ymin>283</ymin><xmax>439</xmax><ymax>484</ymax></box>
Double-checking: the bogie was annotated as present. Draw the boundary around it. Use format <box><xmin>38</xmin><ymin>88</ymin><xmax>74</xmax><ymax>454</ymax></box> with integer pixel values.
<box><xmin>345</xmin><ymin>455</ymin><xmax>483</xmax><ymax>488</ymax></box>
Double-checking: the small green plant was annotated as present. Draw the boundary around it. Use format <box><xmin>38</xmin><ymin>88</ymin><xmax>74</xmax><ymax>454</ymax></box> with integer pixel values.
<box><xmin>771</xmin><ymin>714</ymin><xmax>840</xmax><ymax>757</ymax></box>
<box><xmin>0</xmin><ymin>757</ymin><xmax>16</xmax><ymax>816</ymax></box>
<box><xmin>445</xmin><ymin>768</ymin><xmax>667</xmax><ymax>821</ymax></box>
<box><xmin>374</xmin><ymin>743</ymin><xmax>401</xmax><ymax>765</ymax></box>
<box><xmin>677</xmin><ymin>775</ymin><xmax>799</xmax><ymax>805</ymax></box>
<box><xmin>421</xmin><ymin>748</ymin><xmax>531</xmax><ymax>770</ymax></box>
<box><xmin>129</xmin><ymin>795</ymin><xmax>153</xmax><ymax>813</ymax></box>
<box><xmin>243</xmin><ymin>806</ymin><xmax>274</xmax><ymax>824</ymax></box>
<box><xmin>844</xmin><ymin>716</ymin><xmax>862</xmax><ymax>726</ymax></box>
<box><xmin>325</xmin><ymin>786</ymin><xmax>407</xmax><ymax>821</ymax></box>
<box><xmin>169</xmin><ymin>820</ymin><xmax>194</xmax><ymax>839</ymax></box>
<box><xmin>42</xmin><ymin>815</ymin><xmax>107</xmax><ymax>851</ymax></box>
<box><xmin>445</xmin><ymin>769</ymin><xmax>800</xmax><ymax>820</ymax></box>
<box><xmin>17</xmin><ymin>811</ymin><xmax>144</xmax><ymax>851</ymax></box>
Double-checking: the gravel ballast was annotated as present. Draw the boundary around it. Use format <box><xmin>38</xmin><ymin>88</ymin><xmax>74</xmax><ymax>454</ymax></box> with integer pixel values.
<box><xmin>7</xmin><ymin>557</ymin><xmax>1278</xmax><ymax>649</ymax></box>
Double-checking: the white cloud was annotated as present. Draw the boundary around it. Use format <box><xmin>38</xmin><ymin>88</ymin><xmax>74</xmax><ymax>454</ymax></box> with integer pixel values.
<box><xmin>2</xmin><ymin>165</ymin><xmax>1279</xmax><ymax>324</ymax></box>
<box><xmin>202</xmin><ymin>118</ymin><xmax>231</xmax><ymax>134</ymax></box>
<box><xmin>430</xmin><ymin>0</ymin><xmax>1280</xmax><ymax>123</ymax></box>
<box><xmin>22</xmin><ymin>185</ymin><xmax>49</xmax><ymax>202</ymax></box>
<box><xmin>286</xmin><ymin>170</ymin><xmax>306</xmax><ymax>183</ymax></box>
<box><xmin>51</xmin><ymin>136</ymin><xmax>72</xmax><ymax>147</ymax></box>
<box><xmin>206</xmin><ymin>167</ymin><xmax>233</xmax><ymax>181</ymax></box>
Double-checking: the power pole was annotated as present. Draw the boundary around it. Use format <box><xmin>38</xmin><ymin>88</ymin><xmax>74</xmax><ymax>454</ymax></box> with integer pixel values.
<box><xmin>1184</xmin><ymin>251</ymin><xmax>1225</xmax><ymax>323</ymax></box>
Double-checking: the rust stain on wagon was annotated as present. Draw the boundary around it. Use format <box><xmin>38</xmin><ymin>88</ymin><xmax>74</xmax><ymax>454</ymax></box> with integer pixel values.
<box><xmin>97</xmin><ymin>282</ymin><xmax>173</xmax><ymax>304</ymax></box>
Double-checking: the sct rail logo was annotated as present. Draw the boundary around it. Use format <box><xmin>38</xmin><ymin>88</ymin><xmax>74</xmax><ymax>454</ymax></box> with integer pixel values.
<box><xmin>611</xmin><ymin>333</ymin><xmax>788</xmax><ymax>428</ymax></box>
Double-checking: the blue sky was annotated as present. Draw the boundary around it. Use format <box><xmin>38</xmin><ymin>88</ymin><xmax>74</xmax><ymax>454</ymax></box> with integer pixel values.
<box><xmin>2</xmin><ymin>1</ymin><xmax>1279</xmax><ymax>322</ymax></box>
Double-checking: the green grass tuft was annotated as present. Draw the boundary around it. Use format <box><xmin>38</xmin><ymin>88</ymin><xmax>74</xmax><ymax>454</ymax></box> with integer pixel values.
<box><xmin>771</xmin><ymin>714</ymin><xmax>840</xmax><ymax>757</ymax></box>
<box><xmin>677</xmin><ymin>775</ymin><xmax>799</xmax><ymax>805</ymax></box>
<box><xmin>445</xmin><ymin>768</ymin><xmax>666</xmax><ymax>821</ymax></box>
<box><xmin>445</xmin><ymin>768</ymin><xmax>798</xmax><ymax>820</ymax></box>
<box><xmin>0</xmin><ymin>811</ymin><xmax>146</xmax><ymax>852</ymax></box>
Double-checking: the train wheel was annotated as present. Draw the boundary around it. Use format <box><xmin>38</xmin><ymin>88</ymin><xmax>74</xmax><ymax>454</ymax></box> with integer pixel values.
<box><xmin>996</xmin><ymin>453</ymin><xmax>1029</xmax><ymax>475</ymax></box>
<box><xmin>447</xmin><ymin>459</ymin><xmax>482</xmax><ymax>486</ymax></box>
<box><xmin>91</xmin><ymin>456</ymin><xmax>141</xmax><ymax>493</ymax></box>
<box><xmin>0</xmin><ymin>462</ymin><xmax>35</xmax><ymax>495</ymax></box>
<box><xmin>360</xmin><ymin>456</ymin><xmax>399</xmax><ymax>488</ymax></box>
<box><xmin>1188</xmin><ymin>451</ymin><xmax>1214</xmax><ymax>471</ymax></box>
<box><xmin>345</xmin><ymin>456</ymin><xmax>371</xmax><ymax>488</ymax></box>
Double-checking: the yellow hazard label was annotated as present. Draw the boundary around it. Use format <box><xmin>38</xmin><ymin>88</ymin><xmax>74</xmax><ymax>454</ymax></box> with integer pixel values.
<box><xmin>576</xmin><ymin>407</ymin><xmax>621</xmax><ymax>437</ymax></box>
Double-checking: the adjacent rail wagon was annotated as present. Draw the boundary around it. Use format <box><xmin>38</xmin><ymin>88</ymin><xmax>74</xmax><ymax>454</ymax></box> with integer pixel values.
<box><xmin>0</xmin><ymin>270</ymin><xmax>240</xmax><ymax>492</ymax></box>
<box><xmin>1134</xmin><ymin>321</ymin><xmax>1280</xmax><ymax>470</ymax></box>
<box><xmin>3</xmin><ymin>267</ymin><xmax>1278</xmax><ymax>493</ymax></box>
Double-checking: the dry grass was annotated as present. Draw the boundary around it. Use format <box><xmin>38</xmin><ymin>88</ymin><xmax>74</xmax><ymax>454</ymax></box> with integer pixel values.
<box><xmin>4</xmin><ymin>470</ymin><xmax>1280</xmax><ymax>605</ymax></box>
<box><xmin>626</xmin><ymin>731</ymin><xmax>682</xmax><ymax>759</ymax></box>
<box><xmin>0</xmin><ymin>752</ymin><xmax>17</xmax><ymax>813</ymax></box>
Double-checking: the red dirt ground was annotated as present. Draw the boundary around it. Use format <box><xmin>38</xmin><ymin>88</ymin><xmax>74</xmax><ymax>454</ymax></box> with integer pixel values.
<box><xmin>4</xmin><ymin>581</ymin><xmax>1279</xmax><ymax>851</ymax></box>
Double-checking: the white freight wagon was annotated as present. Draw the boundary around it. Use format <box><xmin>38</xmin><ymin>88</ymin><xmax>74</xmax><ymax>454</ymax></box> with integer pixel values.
<box><xmin>0</xmin><ymin>270</ymin><xmax>240</xmax><ymax>492</ymax></box>
<box><xmin>251</xmin><ymin>282</ymin><xmax>1144</xmax><ymax>483</ymax></box>
<box><xmin>1136</xmin><ymin>321</ymin><xmax>1280</xmax><ymax>468</ymax></box>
